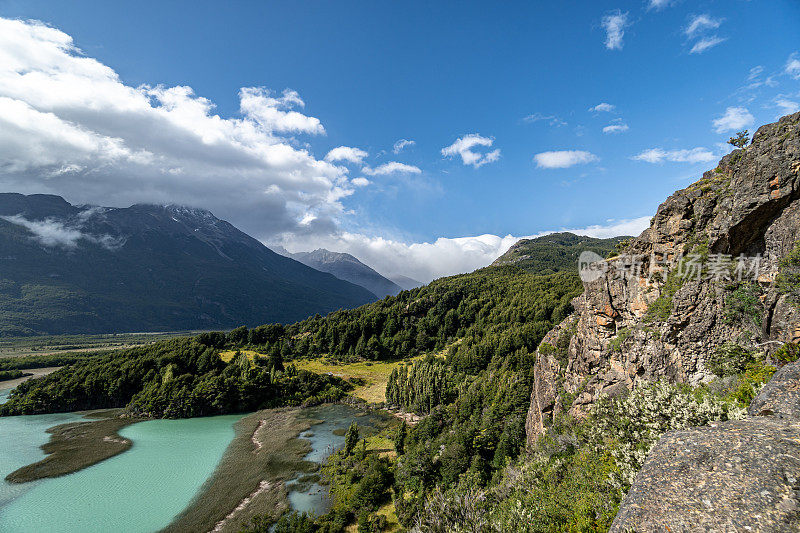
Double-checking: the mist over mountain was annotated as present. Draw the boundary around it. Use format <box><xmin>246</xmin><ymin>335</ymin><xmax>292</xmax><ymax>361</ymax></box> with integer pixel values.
<box><xmin>0</xmin><ymin>193</ymin><xmax>375</xmax><ymax>335</ymax></box>
<box><xmin>388</xmin><ymin>274</ymin><xmax>424</xmax><ymax>291</ymax></box>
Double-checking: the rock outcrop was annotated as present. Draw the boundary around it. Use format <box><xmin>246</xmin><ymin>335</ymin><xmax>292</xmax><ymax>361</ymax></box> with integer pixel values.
<box><xmin>526</xmin><ymin>112</ymin><xmax>800</xmax><ymax>448</ymax></box>
<box><xmin>610</xmin><ymin>360</ymin><xmax>800</xmax><ymax>532</ymax></box>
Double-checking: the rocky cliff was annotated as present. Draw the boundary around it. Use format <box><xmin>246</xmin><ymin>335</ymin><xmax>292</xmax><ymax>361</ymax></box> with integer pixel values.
<box><xmin>526</xmin><ymin>111</ymin><xmax>800</xmax><ymax>447</ymax></box>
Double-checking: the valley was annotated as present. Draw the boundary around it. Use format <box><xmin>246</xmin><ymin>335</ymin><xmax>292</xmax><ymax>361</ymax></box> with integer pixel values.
<box><xmin>0</xmin><ymin>4</ymin><xmax>797</xmax><ymax>528</ymax></box>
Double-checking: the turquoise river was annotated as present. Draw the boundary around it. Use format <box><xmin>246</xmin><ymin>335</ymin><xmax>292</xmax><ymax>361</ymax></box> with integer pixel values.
<box><xmin>0</xmin><ymin>387</ymin><xmax>382</xmax><ymax>532</ymax></box>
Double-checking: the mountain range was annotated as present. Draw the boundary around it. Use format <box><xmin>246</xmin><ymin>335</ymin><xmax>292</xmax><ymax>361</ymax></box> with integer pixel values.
<box><xmin>274</xmin><ymin>247</ymin><xmax>404</xmax><ymax>298</ymax></box>
<box><xmin>0</xmin><ymin>193</ymin><xmax>375</xmax><ymax>335</ymax></box>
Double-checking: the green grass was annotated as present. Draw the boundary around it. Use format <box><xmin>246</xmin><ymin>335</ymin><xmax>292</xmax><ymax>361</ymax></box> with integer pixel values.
<box><xmin>5</xmin><ymin>409</ymin><xmax>142</xmax><ymax>483</ymax></box>
<box><xmin>219</xmin><ymin>349</ymin><xmax>412</xmax><ymax>404</ymax></box>
<box><xmin>294</xmin><ymin>358</ymin><xmax>420</xmax><ymax>404</ymax></box>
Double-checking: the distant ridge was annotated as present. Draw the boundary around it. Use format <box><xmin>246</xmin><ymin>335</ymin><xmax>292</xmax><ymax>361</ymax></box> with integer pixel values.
<box><xmin>492</xmin><ymin>232</ymin><xmax>630</xmax><ymax>274</ymax></box>
<box><xmin>0</xmin><ymin>193</ymin><xmax>375</xmax><ymax>335</ymax></box>
<box><xmin>284</xmin><ymin>248</ymin><xmax>403</xmax><ymax>298</ymax></box>
<box><xmin>389</xmin><ymin>274</ymin><xmax>424</xmax><ymax>291</ymax></box>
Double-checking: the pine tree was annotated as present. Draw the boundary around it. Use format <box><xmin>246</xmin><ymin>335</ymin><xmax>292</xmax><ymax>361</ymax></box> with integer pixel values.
<box><xmin>344</xmin><ymin>422</ymin><xmax>359</xmax><ymax>456</ymax></box>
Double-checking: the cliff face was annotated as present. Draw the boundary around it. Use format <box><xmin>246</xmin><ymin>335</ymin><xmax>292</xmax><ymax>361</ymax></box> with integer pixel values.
<box><xmin>526</xmin><ymin>112</ymin><xmax>800</xmax><ymax>448</ymax></box>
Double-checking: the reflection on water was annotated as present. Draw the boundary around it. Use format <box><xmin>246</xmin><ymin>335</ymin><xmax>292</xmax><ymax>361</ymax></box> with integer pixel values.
<box><xmin>286</xmin><ymin>404</ymin><xmax>386</xmax><ymax>517</ymax></box>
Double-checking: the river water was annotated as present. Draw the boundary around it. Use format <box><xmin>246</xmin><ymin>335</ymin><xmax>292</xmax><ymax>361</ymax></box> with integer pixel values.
<box><xmin>0</xmin><ymin>387</ymin><xmax>386</xmax><ymax>532</ymax></box>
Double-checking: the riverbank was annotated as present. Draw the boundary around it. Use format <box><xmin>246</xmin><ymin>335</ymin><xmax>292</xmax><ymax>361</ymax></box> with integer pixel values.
<box><xmin>4</xmin><ymin>409</ymin><xmax>144</xmax><ymax>483</ymax></box>
<box><xmin>164</xmin><ymin>408</ymin><xmax>316</xmax><ymax>533</ymax></box>
<box><xmin>0</xmin><ymin>366</ymin><xmax>61</xmax><ymax>391</ymax></box>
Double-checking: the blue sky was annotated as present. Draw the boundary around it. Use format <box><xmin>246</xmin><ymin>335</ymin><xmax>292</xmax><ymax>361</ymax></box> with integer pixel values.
<box><xmin>0</xmin><ymin>0</ymin><xmax>798</xmax><ymax>280</ymax></box>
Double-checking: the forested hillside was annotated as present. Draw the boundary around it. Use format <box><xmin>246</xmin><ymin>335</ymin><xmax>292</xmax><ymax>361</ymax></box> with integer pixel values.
<box><xmin>1</xmin><ymin>264</ymin><xmax>584</xmax><ymax>529</ymax></box>
<box><xmin>492</xmin><ymin>232</ymin><xmax>630</xmax><ymax>274</ymax></box>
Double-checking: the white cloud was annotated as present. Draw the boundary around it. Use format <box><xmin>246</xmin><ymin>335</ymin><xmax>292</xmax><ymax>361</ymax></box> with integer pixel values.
<box><xmin>238</xmin><ymin>87</ymin><xmax>325</xmax><ymax>135</ymax></box>
<box><xmin>775</xmin><ymin>97</ymin><xmax>800</xmax><ymax>117</ymax></box>
<box><xmin>0</xmin><ymin>17</ymin><xmax>360</xmax><ymax>242</ymax></box>
<box><xmin>603</xmin><ymin>120</ymin><xmax>629</xmax><ymax>134</ymax></box>
<box><xmin>601</xmin><ymin>11</ymin><xmax>630</xmax><ymax>51</ymax></box>
<box><xmin>392</xmin><ymin>139</ymin><xmax>415</xmax><ymax>154</ymax></box>
<box><xmin>786</xmin><ymin>53</ymin><xmax>800</xmax><ymax>80</ymax></box>
<box><xmin>685</xmin><ymin>14</ymin><xmax>721</xmax><ymax>37</ymax></box>
<box><xmin>362</xmin><ymin>162</ymin><xmax>421</xmax><ymax>176</ymax></box>
<box><xmin>712</xmin><ymin>106</ymin><xmax>755</xmax><ymax>133</ymax></box>
<box><xmin>589</xmin><ymin>102</ymin><xmax>615</xmax><ymax>113</ymax></box>
<box><xmin>441</xmin><ymin>134</ymin><xmax>501</xmax><ymax>167</ymax></box>
<box><xmin>534</xmin><ymin>150</ymin><xmax>598</xmax><ymax>169</ymax></box>
<box><xmin>631</xmin><ymin>147</ymin><xmax>716</xmax><ymax>164</ymax></box>
<box><xmin>278</xmin><ymin>217</ymin><xmax>652</xmax><ymax>282</ymax></box>
<box><xmin>325</xmin><ymin>146</ymin><xmax>368</xmax><ymax>164</ymax></box>
<box><xmin>690</xmin><ymin>36</ymin><xmax>726</xmax><ymax>54</ymax></box>
<box><xmin>1</xmin><ymin>214</ymin><xmax>121</xmax><ymax>249</ymax></box>
<box><xmin>523</xmin><ymin>113</ymin><xmax>567</xmax><ymax>126</ymax></box>
<box><xmin>647</xmin><ymin>0</ymin><xmax>674</xmax><ymax>10</ymax></box>
<box><xmin>351</xmin><ymin>177</ymin><xmax>370</xmax><ymax>187</ymax></box>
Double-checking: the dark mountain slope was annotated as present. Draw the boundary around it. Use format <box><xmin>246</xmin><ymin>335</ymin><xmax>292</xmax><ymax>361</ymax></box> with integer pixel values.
<box><xmin>0</xmin><ymin>194</ymin><xmax>374</xmax><ymax>335</ymax></box>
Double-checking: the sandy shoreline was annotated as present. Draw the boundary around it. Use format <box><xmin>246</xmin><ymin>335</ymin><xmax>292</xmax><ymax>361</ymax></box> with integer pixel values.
<box><xmin>0</xmin><ymin>366</ymin><xmax>61</xmax><ymax>392</ymax></box>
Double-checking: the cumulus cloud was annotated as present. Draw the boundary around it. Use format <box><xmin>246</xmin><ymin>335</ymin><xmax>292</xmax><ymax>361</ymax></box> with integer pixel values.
<box><xmin>392</xmin><ymin>139</ymin><xmax>415</xmax><ymax>154</ymax></box>
<box><xmin>441</xmin><ymin>134</ymin><xmax>501</xmax><ymax>168</ymax></box>
<box><xmin>631</xmin><ymin>147</ymin><xmax>716</xmax><ymax>164</ymax></box>
<box><xmin>787</xmin><ymin>53</ymin><xmax>800</xmax><ymax>80</ymax></box>
<box><xmin>238</xmin><ymin>87</ymin><xmax>325</xmax><ymax>135</ymax></box>
<box><xmin>589</xmin><ymin>102</ymin><xmax>615</xmax><ymax>113</ymax></box>
<box><xmin>684</xmin><ymin>14</ymin><xmax>721</xmax><ymax>37</ymax></box>
<box><xmin>601</xmin><ymin>11</ymin><xmax>629</xmax><ymax>51</ymax></box>
<box><xmin>712</xmin><ymin>106</ymin><xmax>755</xmax><ymax>133</ymax></box>
<box><xmin>361</xmin><ymin>162</ymin><xmax>421</xmax><ymax>176</ymax></box>
<box><xmin>351</xmin><ymin>177</ymin><xmax>370</xmax><ymax>187</ymax></box>
<box><xmin>690</xmin><ymin>36</ymin><xmax>726</xmax><ymax>54</ymax></box>
<box><xmin>278</xmin><ymin>216</ymin><xmax>652</xmax><ymax>282</ymax></box>
<box><xmin>534</xmin><ymin>150</ymin><xmax>599</xmax><ymax>169</ymax></box>
<box><xmin>325</xmin><ymin>146</ymin><xmax>368</xmax><ymax>164</ymax></box>
<box><xmin>1</xmin><ymin>214</ymin><xmax>121</xmax><ymax>249</ymax></box>
<box><xmin>603</xmin><ymin>120</ymin><xmax>629</xmax><ymax>134</ymax></box>
<box><xmin>0</xmin><ymin>17</ymin><xmax>355</xmax><ymax>242</ymax></box>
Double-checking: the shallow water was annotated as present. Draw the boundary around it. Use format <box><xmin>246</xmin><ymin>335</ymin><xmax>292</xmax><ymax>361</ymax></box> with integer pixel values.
<box><xmin>0</xmin><ymin>394</ymin><xmax>387</xmax><ymax>531</ymax></box>
<box><xmin>286</xmin><ymin>404</ymin><xmax>387</xmax><ymax>516</ymax></box>
<box><xmin>0</xmin><ymin>412</ymin><xmax>240</xmax><ymax>533</ymax></box>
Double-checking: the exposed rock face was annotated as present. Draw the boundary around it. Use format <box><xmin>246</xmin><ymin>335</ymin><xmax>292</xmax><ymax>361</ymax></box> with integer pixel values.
<box><xmin>526</xmin><ymin>112</ymin><xmax>800</xmax><ymax>448</ymax></box>
<box><xmin>610</xmin><ymin>417</ymin><xmax>800</xmax><ymax>532</ymax></box>
<box><xmin>749</xmin><ymin>361</ymin><xmax>800</xmax><ymax>419</ymax></box>
<box><xmin>611</xmin><ymin>359</ymin><xmax>800</xmax><ymax>532</ymax></box>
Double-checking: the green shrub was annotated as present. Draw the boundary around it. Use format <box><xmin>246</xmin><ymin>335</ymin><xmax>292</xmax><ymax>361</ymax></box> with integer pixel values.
<box><xmin>489</xmin><ymin>448</ymin><xmax>620</xmax><ymax>533</ymax></box>
<box><xmin>609</xmin><ymin>328</ymin><xmax>631</xmax><ymax>353</ymax></box>
<box><xmin>776</xmin><ymin>241</ymin><xmax>800</xmax><ymax>304</ymax></box>
<box><xmin>645</xmin><ymin>270</ymin><xmax>685</xmax><ymax>322</ymax></box>
<box><xmin>705</xmin><ymin>342</ymin><xmax>759</xmax><ymax>377</ymax></box>
<box><xmin>723</xmin><ymin>282</ymin><xmax>762</xmax><ymax>327</ymax></box>
<box><xmin>774</xmin><ymin>343</ymin><xmax>800</xmax><ymax>365</ymax></box>
<box><xmin>587</xmin><ymin>381</ymin><xmax>746</xmax><ymax>487</ymax></box>
<box><xmin>722</xmin><ymin>360</ymin><xmax>776</xmax><ymax>407</ymax></box>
